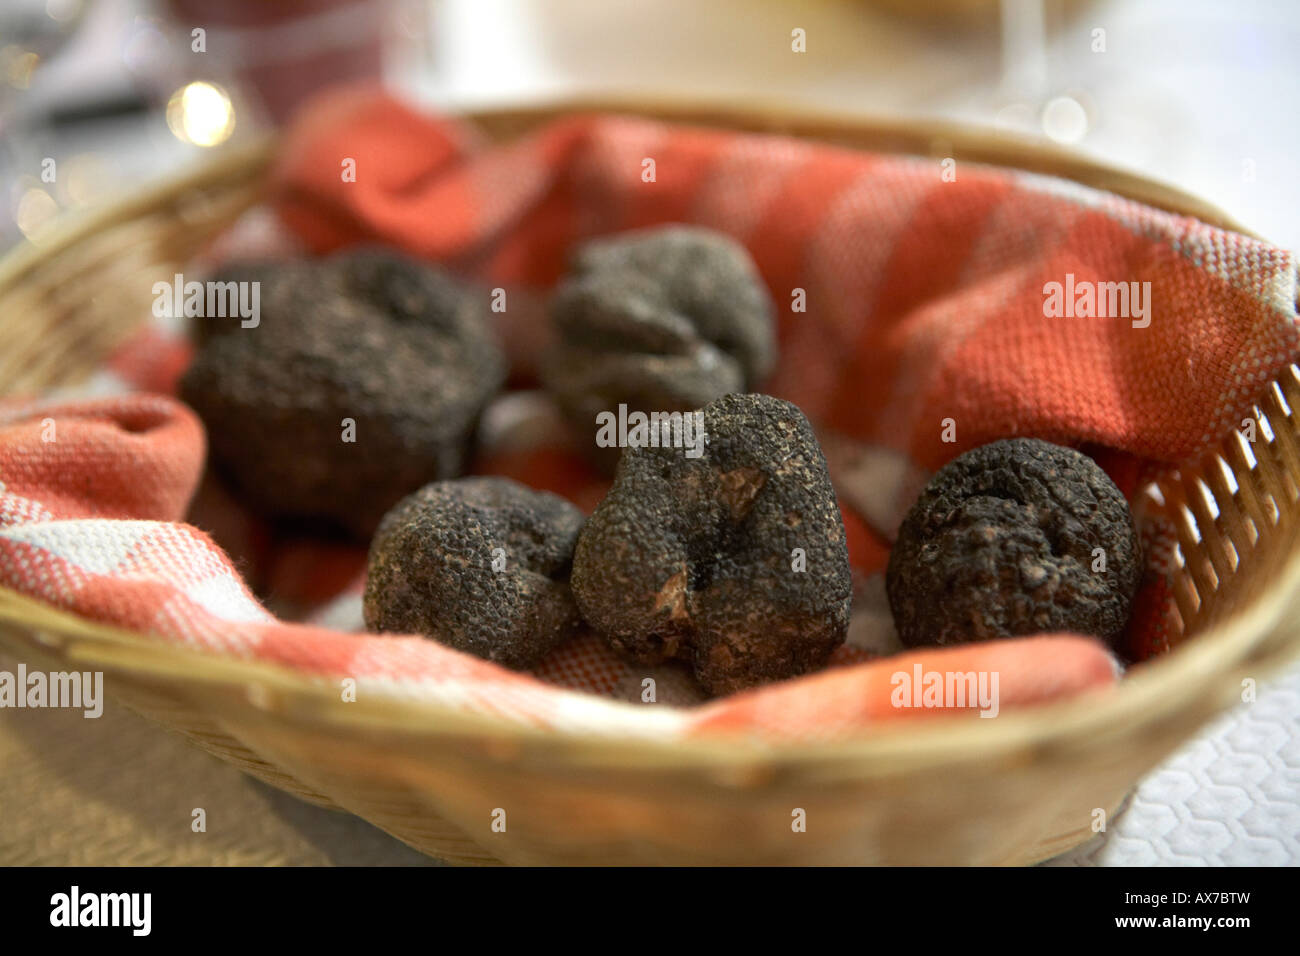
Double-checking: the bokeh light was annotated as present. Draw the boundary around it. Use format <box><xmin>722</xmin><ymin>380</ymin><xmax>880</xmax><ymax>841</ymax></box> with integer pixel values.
<box><xmin>1</xmin><ymin>45</ymin><xmax>40</xmax><ymax>90</ymax></box>
<box><xmin>60</xmin><ymin>153</ymin><xmax>109</xmax><ymax>207</ymax></box>
<box><xmin>1042</xmin><ymin>95</ymin><xmax>1089</xmax><ymax>144</ymax></box>
<box><xmin>45</xmin><ymin>0</ymin><xmax>84</xmax><ymax>24</ymax></box>
<box><xmin>122</xmin><ymin>23</ymin><xmax>170</xmax><ymax>75</ymax></box>
<box><xmin>15</xmin><ymin>187</ymin><xmax>58</xmax><ymax>238</ymax></box>
<box><xmin>166</xmin><ymin>81</ymin><xmax>236</xmax><ymax>147</ymax></box>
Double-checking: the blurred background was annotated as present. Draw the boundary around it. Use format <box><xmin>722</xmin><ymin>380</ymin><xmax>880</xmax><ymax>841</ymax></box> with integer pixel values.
<box><xmin>2</xmin><ymin>0</ymin><xmax>1299</xmax><ymax>251</ymax></box>
<box><xmin>2</xmin><ymin>0</ymin><xmax>1298</xmax><ymax>867</ymax></box>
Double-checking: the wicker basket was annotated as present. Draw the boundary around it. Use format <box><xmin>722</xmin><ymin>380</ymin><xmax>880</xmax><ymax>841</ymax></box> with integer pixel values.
<box><xmin>1</xmin><ymin>99</ymin><xmax>1298</xmax><ymax>866</ymax></box>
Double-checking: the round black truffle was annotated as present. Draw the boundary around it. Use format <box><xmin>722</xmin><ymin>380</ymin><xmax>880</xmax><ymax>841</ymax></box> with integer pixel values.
<box><xmin>364</xmin><ymin>477</ymin><xmax>585</xmax><ymax>669</ymax></box>
<box><xmin>886</xmin><ymin>438</ymin><xmax>1141</xmax><ymax>649</ymax></box>
<box><xmin>180</xmin><ymin>247</ymin><xmax>506</xmax><ymax>536</ymax></box>
<box><xmin>188</xmin><ymin>259</ymin><xmax>313</xmax><ymax>347</ymax></box>
<box><xmin>571</xmin><ymin>393</ymin><xmax>851</xmax><ymax>696</ymax></box>
<box><xmin>541</xmin><ymin>225</ymin><xmax>776</xmax><ymax>466</ymax></box>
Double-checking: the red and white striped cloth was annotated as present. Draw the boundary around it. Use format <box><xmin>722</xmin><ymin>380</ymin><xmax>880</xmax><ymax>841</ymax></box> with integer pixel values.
<box><xmin>2</xmin><ymin>89</ymin><xmax>1296</xmax><ymax>739</ymax></box>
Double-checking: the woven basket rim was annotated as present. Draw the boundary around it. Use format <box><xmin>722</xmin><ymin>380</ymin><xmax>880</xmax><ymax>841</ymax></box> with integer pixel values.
<box><xmin>2</xmin><ymin>539</ymin><xmax>1296</xmax><ymax>769</ymax></box>
<box><xmin>0</xmin><ymin>96</ymin><xmax>1297</xmax><ymax>774</ymax></box>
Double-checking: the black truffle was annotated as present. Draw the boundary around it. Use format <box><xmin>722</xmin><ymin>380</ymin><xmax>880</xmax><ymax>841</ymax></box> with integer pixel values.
<box><xmin>571</xmin><ymin>393</ymin><xmax>851</xmax><ymax>696</ymax></box>
<box><xmin>180</xmin><ymin>248</ymin><xmax>505</xmax><ymax>536</ymax></box>
<box><xmin>364</xmin><ymin>477</ymin><xmax>585</xmax><ymax>669</ymax></box>
<box><xmin>542</xmin><ymin>226</ymin><xmax>776</xmax><ymax>465</ymax></box>
<box><xmin>886</xmin><ymin>438</ymin><xmax>1141</xmax><ymax>649</ymax></box>
<box><xmin>188</xmin><ymin>259</ymin><xmax>312</xmax><ymax>347</ymax></box>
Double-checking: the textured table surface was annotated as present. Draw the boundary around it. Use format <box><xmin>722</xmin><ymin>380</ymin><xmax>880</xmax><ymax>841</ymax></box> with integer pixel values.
<box><xmin>0</xmin><ymin>649</ymin><xmax>437</xmax><ymax>866</ymax></box>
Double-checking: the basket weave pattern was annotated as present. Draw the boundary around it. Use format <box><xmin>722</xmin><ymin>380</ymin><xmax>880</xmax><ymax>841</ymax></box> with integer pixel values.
<box><xmin>1</xmin><ymin>102</ymin><xmax>1298</xmax><ymax>865</ymax></box>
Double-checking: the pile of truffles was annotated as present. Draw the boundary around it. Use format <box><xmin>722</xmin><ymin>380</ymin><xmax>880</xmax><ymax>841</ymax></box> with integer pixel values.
<box><xmin>542</xmin><ymin>226</ymin><xmax>776</xmax><ymax>467</ymax></box>
<box><xmin>181</xmin><ymin>247</ymin><xmax>504</xmax><ymax>536</ymax></box>
<box><xmin>886</xmin><ymin>438</ymin><xmax>1141</xmax><ymax>649</ymax></box>
<box><xmin>183</xmin><ymin>224</ymin><xmax>1147</xmax><ymax>699</ymax></box>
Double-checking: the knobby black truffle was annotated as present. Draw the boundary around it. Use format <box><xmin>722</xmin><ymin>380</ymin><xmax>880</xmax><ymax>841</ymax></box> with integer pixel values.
<box><xmin>186</xmin><ymin>259</ymin><xmax>311</xmax><ymax>346</ymax></box>
<box><xmin>886</xmin><ymin>437</ymin><xmax>1141</xmax><ymax>649</ymax></box>
<box><xmin>542</xmin><ymin>225</ymin><xmax>776</xmax><ymax>465</ymax></box>
<box><xmin>364</xmin><ymin>477</ymin><xmax>585</xmax><ymax>669</ymax></box>
<box><xmin>180</xmin><ymin>248</ymin><xmax>506</xmax><ymax>536</ymax></box>
<box><xmin>571</xmin><ymin>393</ymin><xmax>851</xmax><ymax>696</ymax></box>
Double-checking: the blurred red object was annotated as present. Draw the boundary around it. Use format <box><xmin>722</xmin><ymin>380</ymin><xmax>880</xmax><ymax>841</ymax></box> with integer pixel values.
<box><xmin>164</xmin><ymin>0</ymin><xmax>389</xmax><ymax>124</ymax></box>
